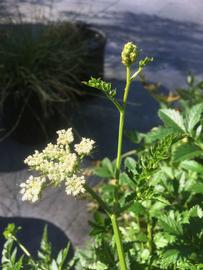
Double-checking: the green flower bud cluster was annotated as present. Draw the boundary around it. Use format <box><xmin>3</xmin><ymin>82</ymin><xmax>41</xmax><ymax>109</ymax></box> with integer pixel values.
<box><xmin>139</xmin><ymin>57</ymin><xmax>154</xmax><ymax>69</ymax></box>
<box><xmin>121</xmin><ymin>42</ymin><xmax>138</xmax><ymax>66</ymax></box>
<box><xmin>83</xmin><ymin>77</ymin><xmax>116</xmax><ymax>98</ymax></box>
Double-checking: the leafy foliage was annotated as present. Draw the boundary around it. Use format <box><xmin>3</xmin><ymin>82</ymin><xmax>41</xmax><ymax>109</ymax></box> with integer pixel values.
<box><xmin>83</xmin><ymin>77</ymin><xmax>116</xmax><ymax>98</ymax></box>
<box><xmin>139</xmin><ymin>57</ymin><xmax>154</xmax><ymax>68</ymax></box>
<box><xmin>77</xmin><ymin>75</ymin><xmax>203</xmax><ymax>269</ymax></box>
<box><xmin>83</xmin><ymin>77</ymin><xmax>122</xmax><ymax>111</ymax></box>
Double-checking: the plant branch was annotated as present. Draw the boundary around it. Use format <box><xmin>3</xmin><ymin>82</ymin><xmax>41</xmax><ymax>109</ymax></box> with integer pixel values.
<box><xmin>109</xmin><ymin>96</ymin><xmax>123</xmax><ymax>112</ymax></box>
<box><xmin>130</xmin><ymin>67</ymin><xmax>142</xmax><ymax>81</ymax></box>
<box><xmin>12</xmin><ymin>236</ymin><xmax>31</xmax><ymax>257</ymax></box>
<box><xmin>115</xmin><ymin>65</ymin><xmax>131</xmax><ymax>180</ymax></box>
<box><xmin>84</xmin><ymin>184</ymin><xmax>111</xmax><ymax>214</ymax></box>
<box><xmin>110</xmin><ymin>214</ymin><xmax>127</xmax><ymax>270</ymax></box>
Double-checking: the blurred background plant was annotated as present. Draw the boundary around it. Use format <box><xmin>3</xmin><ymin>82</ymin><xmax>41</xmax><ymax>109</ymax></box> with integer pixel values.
<box><xmin>1</xmin><ymin>224</ymin><xmax>76</xmax><ymax>270</ymax></box>
<box><xmin>0</xmin><ymin>2</ymin><xmax>106</xmax><ymax>144</ymax></box>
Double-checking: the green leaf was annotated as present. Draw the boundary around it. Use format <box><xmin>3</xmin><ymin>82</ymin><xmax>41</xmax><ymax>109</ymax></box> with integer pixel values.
<box><xmin>119</xmin><ymin>172</ymin><xmax>137</xmax><ymax>188</ymax></box>
<box><xmin>158</xmin><ymin>108</ymin><xmax>186</xmax><ymax>132</ymax></box>
<box><xmin>189</xmin><ymin>183</ymin><xmax>203</xmax><ymax>194</ymax></box>
<box><xmin>83</xmin><ymin>77</ymin><xmax>116</xmax><ymax>98</ymax></box>
<box><xmin>94</xmin><ymin>158</ymin><xmax>115</xmax><ymax>178</ymax></box>
<box><xmin>1</xmin><ymin>238</ymin><xmax>24</xmax><ymax>270</ymax></box>
<box><xmin>88</xmin><ymin>261</ymin><xmax>108</xmax><ymax>270</ymax></box>
<box><xmin>50</xmin><ymin>259</ymin><xmax>58</xmax><ymax>270</ymax></box>
<box><xmin>124</xmin><ymin>157</ymin><xmax>137</xmax><ymax>170</ymax></box>
<box><xmin>139</xmin><ymin>57</ymin><xmax>153</xmax><ymax>68</ymax></box>
<box><xmin>172</xmin><ymin>143</ymin><xmax>202</xmax><ymax>163</ymax></box>
<box><xmin>186</xmin><ymin>103</ymin><xmax>203</xmax><ymax>133</ymax></box>
<box><xmin>56</xmin><ymin>243</ymin><xmax>70</xmax><ymax>267</ymax></box>
<box><xmin>161</xmin><ymin>249</ymin><xmax>180</xmax><ymax>268</ymax></box>
<box><xmin>155</xmin><ymin>196</ymin><xmax>170</xmax><ymax>205</ymax></box>
<box><xmin>196</xmin><ymin>125</ymin><xmax>202</xmax><ymax>138</ymax></box>
<box><xmin>37</xmin><ymin>225</ymin><xmax>52</xmax><ymax>269</ymax></box>
<box><xmin>180</xmin><ymin>160</ymin><xmax>203</xmax><ymax>173</ymax></box>
<box><xmin>3</xmin><ymin>224</ymin><xmax>21</xmax><ymax>240</ymax></box>
<box><xmin>145</xmin><ymin>126</ymin><xmax>175</xmax><ymax>143</ymax></box>
<box><xmin>159</xmin><ymin>215</ymin><xmax>183</xmax><ymax>236</ymax></box>
<box><xmin>129</xmin><ymin>201</ymin><xmax>146</xmax><ymax>215</ymax></box>
<box><xmin>189</xmin><ymin>205</ymin><xmax>203</xmax><ymax>218</ymax></box>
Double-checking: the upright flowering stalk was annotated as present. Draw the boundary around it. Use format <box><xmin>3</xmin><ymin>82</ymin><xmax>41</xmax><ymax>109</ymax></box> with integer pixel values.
<box><xmin>84</xmin><ymin>42</ymin><xmax>153</xmax><ymax>270</ymax></box>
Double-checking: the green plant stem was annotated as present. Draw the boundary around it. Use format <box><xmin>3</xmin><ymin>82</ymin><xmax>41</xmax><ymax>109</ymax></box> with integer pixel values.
<box><xmin>115</xmin><ymin>110</ymin><xmax>125</xmax><ymax>180</ymax></box>
<box><xmin>130</xmin><ymin>67</ymin><xmax>142</xmax><ymax>81</ymax></box>
<box><xmin>112</xmin><ymin>65</ymin><xmax>132</xmax><ymax>270</ymax></box>
<box><xmin>18</xmin><ymin>241</ymin><xmax>31</xmax><ymax>257</ymax></box>
<box><xmin>84</xmin><ymin>184</ymin><xmax>111</xmax><ymax>214</ymax></box>
<box><xmin>110</xmin><ymin>214</ymin><xmax>127</xmax><ymax>270</ymax></box>
<box><xmin>147</xmin><ymin>221</ymin><xmax>153</xmax><ymax>270</ymax></box>
<box><xmin>85</xmin><ymin>186</ymin><xmax>127</xmax><ymax>269</ymax></box>
<box><xmin>147</xmin><ymin>216</ymin><xmax>156</xmax><ymax>270</ymax></box>
<box><xmin>13</xmin><ymin>236</ymin><xmax>38</xmax><ymax>268</ymax></box>
<box><xmin>115</xmin><ymin>66</ymin><xmax>131</xmax><ymax>180</ymax></box>
<box><xmin>12</xmin><ymin>236</ymin><xmax>31</xmax><ymax>257</ymax></box>
<box><xmin>147</xmin><ymin>222</ymin><xmax>153</xmax><ymax>254</ymax></box>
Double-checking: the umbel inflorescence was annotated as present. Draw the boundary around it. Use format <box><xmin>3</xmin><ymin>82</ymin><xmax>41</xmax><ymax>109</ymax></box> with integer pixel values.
<box><xmin>20</xmin><ymin>128</ymin><xmax>95</xmax><ymax>203</ymax></box>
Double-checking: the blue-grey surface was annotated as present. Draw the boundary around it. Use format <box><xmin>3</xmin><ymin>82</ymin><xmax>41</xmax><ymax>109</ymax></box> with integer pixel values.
<box><xmin>0</xmin><ymin>0</ymin><xmax>203</xmax><ymax>247</ymax></box>
<box><xmin>2</xmin><ymin>0</ymin><xmax>203</xmax><ymax>88</ymax></box>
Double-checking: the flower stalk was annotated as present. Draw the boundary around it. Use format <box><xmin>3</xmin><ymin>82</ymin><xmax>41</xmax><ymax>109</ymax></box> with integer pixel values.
<box><xmin>112</xmin><ymin>42</ymin><xmax>152</xmax><ymax>270</ymax></box>
<box><xmin>84</xmin><ymin>184</ymin><xmax>111</xmax><ymax>214</ymax></box>
<box><xmin>115</xmin><ymin>65</ymin><xmax>131</xmax><ymax>180</ymax></box>
<box><xmin>111</xmin><ymin>214</ymin><xmax>127</xmax><ymax>270</ymax></box>
<box><xmin>113</xmin><ymin>64</ymin><xmax>132</xmax><ymax>270</ymax></box>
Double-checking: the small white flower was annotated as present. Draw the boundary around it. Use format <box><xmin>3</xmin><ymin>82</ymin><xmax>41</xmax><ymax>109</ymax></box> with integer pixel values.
<box><xmin>24</xmin><ymin>150</ymin><xmax>44</xmax><ymax>168</ymax></box>
<box><xmin>62</xmin><ymin>153</ymin><xmax>78</xmax><ymax>174</ymax></box>
<box><xmin>56</xmin><ymin>128</ymin><xmax>74</xmax><ymax>145</ymax></box>
<box><xmin>43</xmin><ymin>143</ymin><xmax>65</xmax><ymax>160</ymax></box>
<box><xmin>74</xmin><ymin>138</ymin><xmax>95</xmax><ymax>155</ymax></box>
<box><xmin>20</xmin><ymin>176</ymin><xmax>46</xmax><ymax>203</ymax></box>
<box><xmin>65</xmin><ymin>175</ymin><xmax>86</xmax><ymax>197</ymax></box>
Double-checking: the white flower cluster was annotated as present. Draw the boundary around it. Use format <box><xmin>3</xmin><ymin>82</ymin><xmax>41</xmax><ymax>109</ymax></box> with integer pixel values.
<box><xmin>56</xmin><ymin>128</ymin><xmax>74</xmax><ymax>145</ymax></box>
<box><xmin>75</xmin><ymin>138</ymin><xmax>95</xmax><ymax>156</ymax></box>
<box><xmin>20</xmin><ymin>176</ymin><xmax>46</xmax><ymax>203</ymax></box>
<box><xmin>65</xmin><ymin>175</ymin><xmax>86</xmax><ymax>197</ymax></box>
<box><xmin>20</xmin><ymin>128</ymin><xmax>95</xmax><ymax>203</ymax></box>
